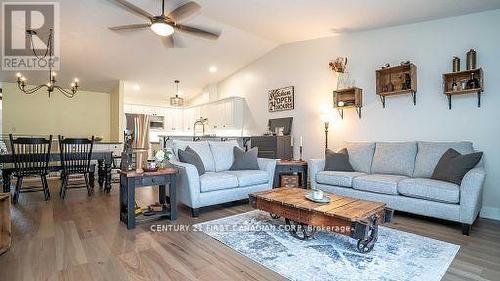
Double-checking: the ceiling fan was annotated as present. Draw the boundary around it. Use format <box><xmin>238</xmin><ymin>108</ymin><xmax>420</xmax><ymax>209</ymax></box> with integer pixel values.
<box><xmin>109</xmin><ymin>0</ymin><xmax>220</xmax><ymax>47</ymax></box>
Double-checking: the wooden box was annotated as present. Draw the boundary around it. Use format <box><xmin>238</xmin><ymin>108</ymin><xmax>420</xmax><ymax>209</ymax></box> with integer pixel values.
<box><xmin>280</xmin><ymin>174</ymin><xmax>300</xmax><ymax>188</ymax></box>
<box><xmin>0</xmin><ymin>193</ymin><xmax>11</xmax><ymax>255</ymax></box>
<box><xmin>376</xmin><ymin>64</ymin><xmax>417</xmax><ymax>97</ymax></box>
<box><xmin>442</xmin><ymin>68</ymin><xmax>483</xmax><ymax>95</ymax></box>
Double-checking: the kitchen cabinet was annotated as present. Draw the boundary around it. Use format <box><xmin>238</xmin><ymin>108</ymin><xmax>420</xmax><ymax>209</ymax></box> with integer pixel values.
<box><xmin>165</xmin><ymin>108</ymin><xmax>183</xmax><ymax>132</ymax></box>
<box><xmin>123</xmin><ymin>96</ymin><xmax>246</xmax><ymax>136</ymax></box>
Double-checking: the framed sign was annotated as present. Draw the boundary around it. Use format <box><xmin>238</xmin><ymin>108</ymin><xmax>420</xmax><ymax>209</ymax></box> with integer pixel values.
<box><xmin>268</xmin><ymin>86</ymin><xmax>294</xmax><ymax>112</ymax></box>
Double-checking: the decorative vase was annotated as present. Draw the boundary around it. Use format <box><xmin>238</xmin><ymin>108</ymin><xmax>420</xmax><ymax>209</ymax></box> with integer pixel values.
<box><xmin>466</xmin><ymin>49</ymin><xmax>477</xmax><ymax>70</ymax></box>
<box><xmin>452</xmin><ymin>56</ymin><xmax>461</xmax><ymax>72</ymax></box>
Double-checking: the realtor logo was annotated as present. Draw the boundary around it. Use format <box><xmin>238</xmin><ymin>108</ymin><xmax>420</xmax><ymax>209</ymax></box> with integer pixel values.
<box><xmin>2</xmin><ymin>2</ymin><xmax>60</xmax><ymax>70</ymax></box>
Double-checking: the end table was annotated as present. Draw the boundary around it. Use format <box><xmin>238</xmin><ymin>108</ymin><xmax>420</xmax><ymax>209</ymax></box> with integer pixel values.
<box><xmin>119</xmin><ymin>168</ymin><xmax>178</xmax><ymax>229</ymax></box>
<box><xmin>273</xmin><ymin>160</ymin><xmax>308</xmax><ymax>188</ymax></box>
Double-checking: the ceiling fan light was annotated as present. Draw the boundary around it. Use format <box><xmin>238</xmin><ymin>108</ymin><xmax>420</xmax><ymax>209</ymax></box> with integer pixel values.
<box><xmin>151</xmin><ymin>22</ymin><xmax>174</xmax><ymax>37</ymax></box>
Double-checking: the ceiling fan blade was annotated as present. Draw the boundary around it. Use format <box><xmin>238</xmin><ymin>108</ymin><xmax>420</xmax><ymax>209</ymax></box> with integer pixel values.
<box><xmin>162</xmin><ymin>35</ymin><xmax>174</xmax><ymax>48</ymax></box>
<box><xmin>167</xmin><ymin>1</ymin><xmax>201</xmax><ymax>23</ymax></box>
<box><xmin>112</xmin><ymin>0</ymin><xmax>153</xmax><ymax>20</ymax></box>
<box><xmin>109</xmin><ymin>23</ymin><xmax>151</xmax><ymax>31</ymax></box>
<box><xmin>175</xmin><ymin>24</ymin><xmax>220</xmax><ymax>40</ymax></box>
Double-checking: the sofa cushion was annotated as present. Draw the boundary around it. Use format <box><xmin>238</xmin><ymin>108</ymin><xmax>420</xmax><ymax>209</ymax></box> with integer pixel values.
<box><xmin>173</xmin><ymin>140</ymin><xmax>216</xmax><ymax>172</ymax></box>
<box><xmin>209</xmin><ymin>140</ymin><xmax>239</xmax><ymax>172</ymax></box>
<box><xmin>178</xmin><ymin>146</ymin><xmax>206</xmax><ymax>175</ymax></box>
<box><xmin>353</xmin><ymin>174</ymin><xmax>408</xmax><ymax>195</ymax></box>
<box><xmin>316</xmin><ymin>171</ymin><xmax>366</xmax><ymax>187</ymax></box>
<box><xmin>413</xmin><ymin>141</ymin><xmax>474</xmax><ymax>178</ymax></box>
<box><xmin>398</xmin><ymin>178</ymin><xmax>460</xmax><ymax>204</ymax></box>
<box><xmin>224</xmin><ymin>170</ymin><xmax>269</xmax><ymax>187</ymax></box>
<box><xmin>200</xmin><ymin>172</ymin><xmax>239</xmax><ymax>192</ymax></box>
<box><xmin>324</xmin><ymin>148</ymin><xmax>354</xmax><ymax>172</ymax></box>
<box><xmin>230</xmin><ymin>147</ymin><xmax>259</xmax><ymax>170</ymax></box>
<box><xmin>431</xmin><ymin>149</ymin><xmax>483</xmax><ymax>185</ymax></box>
<box><xmin>371</xmin><ymin>142</ymin><xmax>417</xmax><ymax>177</ymax></box>
<box><xmin>344</xmin><ymin>142</ymin><xmax>376</xmax><ymax>173</ymax></box>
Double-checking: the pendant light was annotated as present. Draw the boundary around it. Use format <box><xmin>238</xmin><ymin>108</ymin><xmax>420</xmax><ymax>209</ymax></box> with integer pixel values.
<box><xmin>170</xmin><ymin>80</ymin><xmax>184</xmax><ymax>106</ymax></box>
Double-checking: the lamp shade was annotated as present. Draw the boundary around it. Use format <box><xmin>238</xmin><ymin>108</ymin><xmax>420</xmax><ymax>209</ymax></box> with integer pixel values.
<box><xmin>320</xmin><ymin>113</ymin><xmax>334</xmax><ymax>124</ymax></box>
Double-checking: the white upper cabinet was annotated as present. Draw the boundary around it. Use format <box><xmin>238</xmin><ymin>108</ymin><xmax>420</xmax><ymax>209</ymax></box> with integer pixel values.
<box><xmin>124</xmin><ymin>97</ymin><xmax>245</xmax><ymax>136</ymax></box>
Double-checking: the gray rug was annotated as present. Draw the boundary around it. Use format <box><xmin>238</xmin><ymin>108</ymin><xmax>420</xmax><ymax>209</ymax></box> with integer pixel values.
<box><xmin>194</xmin><ymin>210</ymin><xmax>459</xmax><ymax>281</ymax></box>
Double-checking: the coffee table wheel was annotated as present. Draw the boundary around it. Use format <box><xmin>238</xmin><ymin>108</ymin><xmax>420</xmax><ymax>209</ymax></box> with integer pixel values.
<box><xmin>269</xmin><ymin>213</ymin><xmax>280</xmax><ymax>219</ymax></box>
<box><xmin>356</xmin><ymin>215</ymin><xmax>379</xmax><ymax>253</ymax></box>
<box><xmin>285</xmin><ymin>218</ymin><xmax>316</xmax><ymax>240</ymax></box>
<box><xmin>357</xmin><ymin>238</ymin><xmax>376</xmax><ymax>253</ymax></box>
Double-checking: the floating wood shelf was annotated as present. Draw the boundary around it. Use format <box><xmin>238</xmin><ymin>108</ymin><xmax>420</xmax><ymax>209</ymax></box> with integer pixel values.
<box><xmin>376</xmin><ymin>63</ymin><xmax>417</xmax><ymax>108</ymax></box>
<box><xmin>333</xmin><ymin>87</ymin><xmax>362</xmax><ymax>119</ymax></box>
<box><xmin>442</xmin><ymin>68</ymin><xmax>483</xmax><ymax>110</ymax></box>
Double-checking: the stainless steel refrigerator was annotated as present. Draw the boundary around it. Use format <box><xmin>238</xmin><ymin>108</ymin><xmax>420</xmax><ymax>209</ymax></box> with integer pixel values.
<box><xmin>125</xmin><ymin>114</ymin><xmax>150</xmax><ymax>170</ymax></box>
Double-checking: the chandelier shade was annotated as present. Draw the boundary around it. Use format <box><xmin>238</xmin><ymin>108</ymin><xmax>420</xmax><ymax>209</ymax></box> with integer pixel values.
<box><xmin>170</xmin><ymin>80</ymin><xmax>184</xmax><ymax>106</ymax></box>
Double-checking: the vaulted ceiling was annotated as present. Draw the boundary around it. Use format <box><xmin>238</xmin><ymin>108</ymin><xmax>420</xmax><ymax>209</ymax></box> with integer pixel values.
<box><xmin>1</xmin><ymin>0</ymin><xmax>499</xmax><ymax>103</ymax></box>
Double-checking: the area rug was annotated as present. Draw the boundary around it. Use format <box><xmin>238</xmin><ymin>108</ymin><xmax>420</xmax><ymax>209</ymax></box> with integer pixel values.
<box><xmin>194</xmin><ymin>210</ymin><xmax>459</xmax><ymax>281</ymax></box>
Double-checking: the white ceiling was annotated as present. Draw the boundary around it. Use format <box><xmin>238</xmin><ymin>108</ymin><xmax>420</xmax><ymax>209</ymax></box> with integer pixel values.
<box><xmin>198</xmin><ymin>0</ymin><xmax>500</xmax><ymax>43</ymax></box>
<box><xmin>1</xmin><ymin>0</ymin><xmax>499</xmax><ymax>102</ymax></box>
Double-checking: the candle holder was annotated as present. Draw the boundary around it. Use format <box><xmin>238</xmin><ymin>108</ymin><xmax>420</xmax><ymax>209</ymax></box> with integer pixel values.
<box><xmin>299</xmin><ymin>145</ymin><xmax>303</xmax><ymax>161</ymax></box>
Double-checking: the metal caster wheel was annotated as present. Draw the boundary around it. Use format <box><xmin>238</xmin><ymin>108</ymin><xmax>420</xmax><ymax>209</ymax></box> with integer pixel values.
<box><xmin>285</xmin><ymin>218</ymin><xmax>316</xmax><ymax>240</ymax></box>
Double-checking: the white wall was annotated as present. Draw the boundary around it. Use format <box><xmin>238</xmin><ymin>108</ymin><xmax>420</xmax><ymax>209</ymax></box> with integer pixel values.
<box><xmin>217</xmin><ymin>10</ymin><xmax>500</xmax><ymax>220</ymax></box>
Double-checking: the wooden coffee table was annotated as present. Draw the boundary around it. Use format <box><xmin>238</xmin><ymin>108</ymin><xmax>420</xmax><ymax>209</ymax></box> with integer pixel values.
<box><xmin>249</xmin><ymin>187</ymin><xmax>393</xmax><ymax>253</ymax></box>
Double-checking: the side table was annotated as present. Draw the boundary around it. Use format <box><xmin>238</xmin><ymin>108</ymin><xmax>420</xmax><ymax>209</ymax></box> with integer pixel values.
<box><xmin>273</xmin><ymin>160</ymin><xmax>308</xmax><ymax>188</ymax></box>
<box><xmin>119</xmin><ymin>168</ymin><xmax>178</xmax><ymax>229</ymax></box>
<box><xmin>0</xmin><ymin>193</ymin><xmax>11</xmax><ymax>255</ymax></box>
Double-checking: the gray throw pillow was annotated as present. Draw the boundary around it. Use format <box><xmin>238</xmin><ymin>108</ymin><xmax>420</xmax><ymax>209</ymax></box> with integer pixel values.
<box><xmin>324</xmin><ymin>148</ymin><xmax>354</xmax><ymax>172</ymax></box>
<box><xmin>431</xmin><ymin>148</ymin><xmax>482</xmax><ymax>185</ymax></box>
<box><xmin>178</xmin><ymin>146</ymin><xmax>206</xmax><ymax>175</ymax></box>
<box><xmin>230</xmin><ymin>147</ymin><xmax>259</xmax><ymax>170</ymax></box>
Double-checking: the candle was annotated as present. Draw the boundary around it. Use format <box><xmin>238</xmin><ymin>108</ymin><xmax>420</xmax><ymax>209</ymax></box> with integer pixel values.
<box><xmin>300</xmin><ymin>136</ymin><xmax>303</xmax><ymax>147</ymax></box>
<box><xmin>291</xmin><ymin>137</ymin><xmax>294</xmax><ymax>146</ymax></box>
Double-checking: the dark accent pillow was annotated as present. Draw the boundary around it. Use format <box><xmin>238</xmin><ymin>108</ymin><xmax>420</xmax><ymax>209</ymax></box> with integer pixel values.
<box><xmin>178</xmin><ymin>146</ymin><xmax>206</xmax><ymax>175</ymax></box>
<box><xmin>324</xmin><ymin>148</ymin><xmax>354</xmax><ymax>172</ymax></box>
<box><xmin>431</xmin><ymin>148</ymin><xmax>483</xmax><ymax>185</ymax></box>
<box><xmin>230</xmin><ymin>147</ymin><xmax>259</xmax><ymax>170</ymax></box>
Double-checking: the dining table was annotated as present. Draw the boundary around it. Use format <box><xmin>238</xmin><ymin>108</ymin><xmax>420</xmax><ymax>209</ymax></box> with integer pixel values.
<box><xmin>0</xmin><ymin>151</ymin><xmax>114</xmax><ymax>193</ymax></box>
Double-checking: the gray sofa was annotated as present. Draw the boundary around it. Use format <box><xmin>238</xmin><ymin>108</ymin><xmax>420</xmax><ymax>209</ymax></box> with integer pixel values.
<box><xmin>309</xmin><ymin>141</ymin><xmax>486</xmax><ymax>235</ymax></box>
<box><xmin>170</xmin><ymin>140</ymin><xmax>276</xmax><ymax>217</ymax></box>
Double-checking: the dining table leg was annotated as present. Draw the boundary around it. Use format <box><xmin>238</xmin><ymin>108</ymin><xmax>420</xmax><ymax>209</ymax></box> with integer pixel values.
<box><xmin>97</xmin><ymin>159</ymin><xmax>104</xmax><ymax>188</ymax></box>
<box><xmin>104</xmin><ymin>162</ymin><xmax>112</xmax><ymax>193</ymax></box>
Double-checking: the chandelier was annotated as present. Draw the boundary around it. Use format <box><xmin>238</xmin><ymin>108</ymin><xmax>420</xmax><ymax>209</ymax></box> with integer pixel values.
<box><xmin>15</xmin><ymin>29</ymin><xmax>80</xmax><ymax>98</ymax></box>
<box><xmin>170</xmin><ymin>80</ymin><xmax>184</xmax><ymax>106</ymax></box>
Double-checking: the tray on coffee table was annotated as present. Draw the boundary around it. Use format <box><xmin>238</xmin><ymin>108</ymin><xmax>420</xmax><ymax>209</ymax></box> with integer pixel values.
<box><xmin>249</xmin><ymin>187</ymin><xmax>393</xmax><ymax>253</ymax></box>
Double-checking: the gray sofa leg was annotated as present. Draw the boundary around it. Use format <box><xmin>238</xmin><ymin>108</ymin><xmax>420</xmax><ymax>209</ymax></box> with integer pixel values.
<box><xmin>191</xmin><ymin>208</ymin><xmax>200</xmax><ymax>218</ymax></box>
<box><xmin>462</xmin><ymin>223</ymin><xmax>471</xmax><ymax>236</ymax></box>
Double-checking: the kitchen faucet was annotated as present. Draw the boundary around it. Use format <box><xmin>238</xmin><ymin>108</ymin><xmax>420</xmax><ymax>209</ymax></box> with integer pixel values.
<box><xmin>193</xmin><ymin>117</ymin><xmax>208</xmax><ymax>137</ymax></box>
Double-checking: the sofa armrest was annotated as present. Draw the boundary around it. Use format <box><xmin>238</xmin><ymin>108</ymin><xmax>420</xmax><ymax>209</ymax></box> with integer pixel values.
<box><xmin>170</xmin><ymin>160</ymin><xmax>201</xmax><ymax>208</ymax></box>
<box><xmin>258</xmin><ymin>158</ymin><xmax>277</xmax><ymax>188</ymax></box>
<box><xmin>459</xmin><ymin>167</ymin><xmax>486</xmax><ymax>224</ymax></box>
<box><xmin>308</xmin><ymin>159</ymin><xmax>325</xmax><ymax>190</ymax></box>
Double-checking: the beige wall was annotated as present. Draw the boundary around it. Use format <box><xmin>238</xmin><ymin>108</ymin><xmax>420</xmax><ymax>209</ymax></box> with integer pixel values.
<box><xmin>2</xmin><ymin>82</ymin><xmax>112</xmax><ymax>140</ymax></box>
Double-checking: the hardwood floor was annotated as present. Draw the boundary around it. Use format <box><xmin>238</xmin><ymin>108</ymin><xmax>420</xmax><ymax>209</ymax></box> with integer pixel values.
<box><xmin>0</xmin><ymin>178</ymin><xmax>499</xmax><ymax>281</ymax></box>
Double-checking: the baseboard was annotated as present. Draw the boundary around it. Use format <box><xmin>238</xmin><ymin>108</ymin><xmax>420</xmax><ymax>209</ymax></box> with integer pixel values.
<box><xmin>480</xmin><ymin>207</ymin><xmax>500</xmax><ymax>221</ymax></box>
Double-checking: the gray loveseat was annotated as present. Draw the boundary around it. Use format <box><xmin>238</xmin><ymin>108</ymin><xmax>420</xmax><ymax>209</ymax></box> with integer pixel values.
<box><xmin>170</xmin><ymin>140</ymin><xmax>276</xmax><ymax>217</ymax></box>
<box><xmin>309</xmin><ymin>141</ymin><xmax>485</xmax><ymax>235</ymax></box>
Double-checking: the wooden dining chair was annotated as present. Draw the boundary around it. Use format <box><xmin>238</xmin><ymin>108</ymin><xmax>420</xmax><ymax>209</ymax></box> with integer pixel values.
<box><xmin>9</xmin><ymin>134</ymin><xmax>52</xmax><ymax>204</ymax></box>
<box><xmin>58</xmin><ymin>136</ymin><xmax>95</xmax><ymax>199</ymax></box>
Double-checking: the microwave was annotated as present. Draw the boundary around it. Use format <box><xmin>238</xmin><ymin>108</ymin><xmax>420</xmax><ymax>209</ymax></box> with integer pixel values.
<box><xmin>149</xmin><ymin>115</ymin><xmax>165</xmax><ymax>130</ymax></box>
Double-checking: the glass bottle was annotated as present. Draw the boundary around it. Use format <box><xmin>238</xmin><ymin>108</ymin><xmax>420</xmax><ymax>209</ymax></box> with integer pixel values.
<box><xmin>451</xmin><ymin>78</ymin><xmax>458</xmax><ymax>91</ymax></box>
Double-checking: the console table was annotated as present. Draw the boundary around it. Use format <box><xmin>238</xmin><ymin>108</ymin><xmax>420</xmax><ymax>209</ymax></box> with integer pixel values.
<box><xmin>273</xmin><ymin>160</ymin><xmax>308</xmax><ymax>188</ymax></box>
<box><xmin>119</xmin><ymin>168</ymin><xmax>178</xmax><ymax>229</ymax></box>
